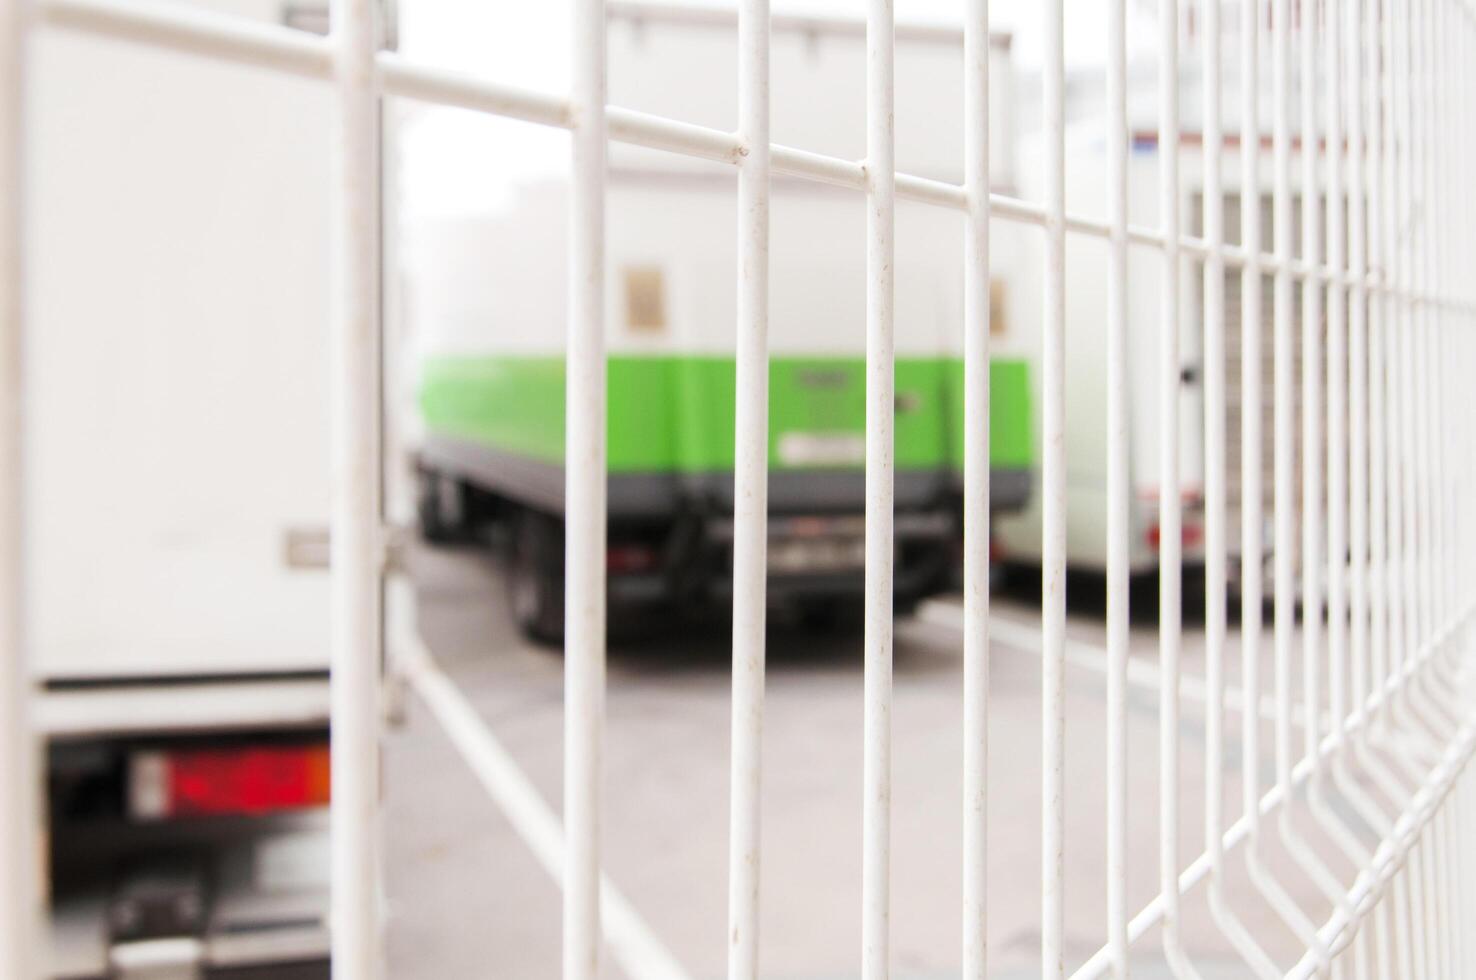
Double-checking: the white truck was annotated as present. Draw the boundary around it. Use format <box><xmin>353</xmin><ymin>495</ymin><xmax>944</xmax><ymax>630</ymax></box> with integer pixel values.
<box><xmin>993</xmin><ymin>32</ymin><xmax>1319</xmax><ymax>589</ymax></box>
<box><xmin>27</xmin><ymin>1</ymin><xmax>365</xmax><ymax>974</ymax></box>
<box><xmin>405</xmin><ymin>5</ymin><xmax>1036</xmax><ymax>637</ymax></box>
<box><xmin>992</xmin><ymin>111</ymin><xmax>1210</xmax><ymax>579</ymax></box>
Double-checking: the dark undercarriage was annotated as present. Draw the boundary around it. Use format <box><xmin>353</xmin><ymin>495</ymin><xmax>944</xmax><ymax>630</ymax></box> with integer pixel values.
<box><xmin>417</xmin><ymin>437</ymin><xmax>1031</xmax><ymax>643</ymax></box>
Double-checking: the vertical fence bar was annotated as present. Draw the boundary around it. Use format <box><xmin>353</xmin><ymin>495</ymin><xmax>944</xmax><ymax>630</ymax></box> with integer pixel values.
<box><xmin>1104</xmin><ymin>0</ymin><xmax>1130</xmax><ymax>973</ymax></box>
<box><xmin>1435</xmin><ymin>1</ymin><xmax>1449</xmax><ymax>652</ymax></box>
<box><xmin>1394</xmin><ymin>0</ymin><xmax>1416</xmax><ymax>762</ymax></box>
<box><xmin>1296</xmin><ymin>0</ymin><xmax>1365</xmax><ymax>929</ymax></box>
<box><xmin>1372</xmin><ymin>0</ymin><xmax>1390</xmax><ymax>767</ymax></box>
<box><xmin>1334</xmin><ymin>0</ymin><xmax>1384</xmax><ymax>970</ymax></box>
<box><xmin>1396</xmin><ymin>7</ymin><xmax>1423</xmax><ymax>839</ymax></box>
<box><xmin>1443</xmin><ymin>0</ymin><xmax>1463</xmax><ymax>655</ymax></box>
<box><xmin>1365</xmin><ymin>1</ymin><xmax>1406</xmax><ymax>970</ymax></box>
<box><xmin>1154</xmin><ymin>0</ymin><xmax>1195</xmax><ymax>973</ymax></box>
<box><xmin>1270</xmin><ymin>0</ymin><xmax>1295</xmax><ymax>820</ymax></box>
<box><xmin>1196</xmin><ymin>0</ymin><xmax>1222</xmax><ymax>933</ymax></box>
<box><xmin>1347</xmin><ymin>5</ymin><xmax>1377</xmax><ymax>962</ymax></box>
<box><xmin>0</xmin><ymin>0</ymin><xmax>38</xmax><ymax>975</ymax></box>
<box><xmin>565</xmin><ymin>0</ymin><xmax>608</xmax><ymax>975</ymax></box>
<box><xmin>1324</xmin><ymin>0</ymin><xmax>1348</xmax><ymax>822</ymax></box>
<box><xmin>1259</xmin><ymin>0</ymin><xmax>1323</xmax><ymax>953</ymax></box>
<box><xmin>727</xmin><ymin>0</ymin><xmax>769</xmax><ymax>975</ymax></box>
<box><xmin>1456</xmin><ymin>14</ymin><xmax>1467</xmax><ymax>604</ymax></box>
<box><xmin>328</xmin><ymin>0</ymin><xmax>383</xmax><ymax>973</ymax></box>
<box><xmin>1434</xmin><ymin>0</ymin><xmax>1447</xmax><ymax>648</ymax></box>
<box><xmin>1415</xmin><ymin>0</ymin><xmax>1436</xmax><ymax>705</ymax></box>
<box><xmin>1239</xmin><ymin>0</ymin><xmax>1268</xmax><ymax>916</ymax></box>
<box><xmin>1414</xmin><ymin>0</ymin><xmax>1436</xmax><ymax>696</ymax></box>
<box><xmin>1242</xmin><ymin>0</ymin><xmax>1315</xmax><ymax>951</ymax></box>
<box><xmin>961</xmin><ymin>0</ymin><xmax>991</xmax><ymax>974</ymax></box>
<box><xmin>1443</xmin><ymin>0</ymin><xmax>1462</xmax><ymax>665</ymax></box>
<box><xmin>1199</xmin><ymin>0</ymin><xmax>1223</xmax><ymax>867</ymax></box>
<box><xmin>861</xmin><ymin>0</ymin><xmax>894</xmax><ymax>975</ymax></box>
<box><xmin>1203</xmin><ymin>1</ymin><xmax>1275</xmax><ymax>973</ymax></box>
<box><xmin>1465</xmin><ymin>8</ymin><xmax>1474</xmax><ymax>608</ymax></box>
<box><xmin>1383</xmin><ymin>80</ymin><xmax>1412</xmax><ymax>980</ymax></box>
<box><xmin>1315</xmin><ymin>6</ymin><xmax>1379</xmax><ymax>967</ymax></box>
<box><xmin>1392</xmin><ymin>47</ymin><xmax>1435</xmax><ymax>980</ymax></box>
<box><xmin>1422</xmin><ymin>0</ymin><xmax>1439</xmax><ymax>669</ymax></box>
<box><xmin>1299</xmin><ymin>0</ymin><xmax>1325</xmax><ymax>786</ymax></box>
<box><xmin>1450</xmin><ymin>4</ymin><xmax>1464</xmax><ymax>637</ymax></box>
<box><xmin>1435</xmin><ymin>0</ymin><xmax>1454</xmax><ymax>659</ymax></box>
<box><xmin>1348</xmin><ymin>0</ymin><xmax>1369</xmax><ymax>776</ymax></box>
<box><xmin>1041</xmin><ymin>0</ymin><xmax>1067</xmax><ymax>975</ymax></box>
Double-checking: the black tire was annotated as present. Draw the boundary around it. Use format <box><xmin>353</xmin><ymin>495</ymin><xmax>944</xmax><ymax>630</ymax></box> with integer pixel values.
<box><xmin>1181</xmin><ymin>564</ymin><xmax>1208</xmax><ymax>622</ymax></box>
<box><xmin>509</xmin><ymin>510</ymin><xmax>565</xmax><ymax>645</ymax></box>
<box><xmin>417</xmin><ymin>470</ymin><xmax>462</xmax><ymax>545</ymax></box>
<box><xmin>798</xmin><ymin>598</ymin><xmax>843</xmax><ymax>633</ymax></box>
<box><xmin>798</xmin><ymin>598</ymin><xmax>864</xmax><ymax>634</ymax></box>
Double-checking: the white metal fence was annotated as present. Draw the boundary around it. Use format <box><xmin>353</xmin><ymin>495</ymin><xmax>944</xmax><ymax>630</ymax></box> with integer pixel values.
<box><xmin>4</xmin><ymin>0</ymin><xmax>1476</xmax><ymax>978</ymax></box>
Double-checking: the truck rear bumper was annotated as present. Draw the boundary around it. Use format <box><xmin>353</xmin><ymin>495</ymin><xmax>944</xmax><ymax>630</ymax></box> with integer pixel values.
<box><xmin>49</xmin><ymin>829</ymin><xmax>329</xmax><ymax>980</ymax></box>
<box><xmin>421</xmin><ymin>437</ymin><xmax>1033</xmax><ymax>519</ymax></box>
<box><xmin>609</xmin><ymin>509</ymin><xmax>959</xmax><ymax>607</ymax></box>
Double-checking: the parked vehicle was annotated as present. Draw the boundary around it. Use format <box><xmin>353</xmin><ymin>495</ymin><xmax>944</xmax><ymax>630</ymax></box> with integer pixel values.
<box><xmin>407</xmin><ymin>9</ymin><xmax>1036</xmax><ymax>639</ymax></box>
<box><xmin>28</xmin><ymin>1</ymin><xmax>358</xmax><ymax>973</ymax></box>
<box><xmin>995</xmin><ymin>61</ymin><xmax>1318</xmax><ymax>590</ymax></box>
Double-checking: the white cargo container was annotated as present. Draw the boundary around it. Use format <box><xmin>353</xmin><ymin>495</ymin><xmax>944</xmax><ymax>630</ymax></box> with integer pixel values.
<box><xmin>26</xmin><ymin>1</ymin><xmax>359</xmax><ymax>973</ymax></box>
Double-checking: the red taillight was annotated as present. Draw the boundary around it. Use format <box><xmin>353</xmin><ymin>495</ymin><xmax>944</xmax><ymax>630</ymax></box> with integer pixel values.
<box><xmin>1182</xmin><ymin>522</ymin><xmax>1204</xmax><ymax>549</ymax></box>
<box><xmin>607</xmin><ymin>543</ymin><xmax>657</xmax><ymax>573</ymax></box>
<box><xmin>130</xmin><ymin>743</ymin><xmax>330</xmax><ymax>821</ymax></box>
<box><xmin>1147</xmin><ymin>522</ymin><xmax>1205</xmax><ymax>551</ymax></box>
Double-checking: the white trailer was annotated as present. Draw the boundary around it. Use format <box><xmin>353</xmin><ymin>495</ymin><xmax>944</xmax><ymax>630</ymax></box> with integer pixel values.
<box><xmin>27</xmin><ymin>1</ymin><xmax>357</xmax><ymax>974</ymax></box>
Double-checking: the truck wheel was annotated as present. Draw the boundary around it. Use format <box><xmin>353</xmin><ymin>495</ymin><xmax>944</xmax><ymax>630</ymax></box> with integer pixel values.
<box><xmin>417</xmin><ymin>470</ymin><xmax>462</xmax><ymax>545</ymax></box>
<box><xmin>509</xmin><ymin>511</ymin><xmax>565</xmax><ymax>645</ymax></box>
<box><xmin>798</xmin><ymin>599</ymin><xmax>842</xmax><ymax>633</ymax></box>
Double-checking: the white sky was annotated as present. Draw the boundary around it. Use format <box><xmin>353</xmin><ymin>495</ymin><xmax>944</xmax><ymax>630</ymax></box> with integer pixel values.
<box><xmin>396</xmin><ymin>0</ymin><xmax>1161</xmax><ymax>217</ymax></box>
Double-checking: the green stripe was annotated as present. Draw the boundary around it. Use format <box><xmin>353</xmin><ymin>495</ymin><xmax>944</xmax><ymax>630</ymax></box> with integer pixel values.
<box><xmin>951</xmin><ymin>357</ymin><xmax>1034</xmax><ymax>469</ymax></box>
<box><xmin>420</xmin><ymin>354</ymin><xmax>1033</xmax><ymax>474</ymax></box>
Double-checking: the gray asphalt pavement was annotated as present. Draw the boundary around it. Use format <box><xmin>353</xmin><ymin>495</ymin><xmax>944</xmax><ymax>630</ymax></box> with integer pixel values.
<box><xmin>385</xmin><ymin>545</ymin><xmax>1340</xmax><ymax>978</ymax></box>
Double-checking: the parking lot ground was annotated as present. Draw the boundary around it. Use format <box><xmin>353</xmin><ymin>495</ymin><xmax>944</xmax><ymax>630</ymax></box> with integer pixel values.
<box><xmin>387</xmin><ymin>545</ymin><xmax>1346</xmax><ymax>978</ymax></box>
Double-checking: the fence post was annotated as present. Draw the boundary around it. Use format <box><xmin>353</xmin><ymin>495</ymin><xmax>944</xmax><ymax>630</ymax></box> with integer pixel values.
<box><xmin>327</xmin><ymin>0</ymin><xmax>384</xmax><ymax>974</ymax></box>
<box><xmin>861</xmin><ymin>0</ymin><xmax>895</xmax><ymax>975</ymax></box>
<box><xmin>565</xmin><ymin>0</ymin><xmax>608</xmax><ymax>976</ymax></box>
<box><xmin>1041</xmin><ymin>1</ymin><xmax>1066</xmax><ymax>975</ymax></box>
<box><xmin>961</xmin><ymin>0</ymin><xmax>991</xmax><ymax>975</ymax></box>
<box><xmin>727</xmin><ymin>0</ymin><xmax>769</xmax><ymax>974</ymax></box>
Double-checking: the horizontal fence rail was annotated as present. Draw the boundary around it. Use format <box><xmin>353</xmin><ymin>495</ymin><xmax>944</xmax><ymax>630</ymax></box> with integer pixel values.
<box><xmin>29</xmin><ymin>0</ymin><xmax>1476</xmax><ymax>298</ymax></box>
<box><xmin>5</xmin><ymin>0</ymin><xmax>1476</xmax><ymax>978</ymax></box>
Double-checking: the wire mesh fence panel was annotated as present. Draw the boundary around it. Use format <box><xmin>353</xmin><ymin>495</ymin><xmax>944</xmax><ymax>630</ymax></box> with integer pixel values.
<box><xmin>5</xmin><ymin>0</ymin><xmax>1476</xmax><ymax>977</ymax></box>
